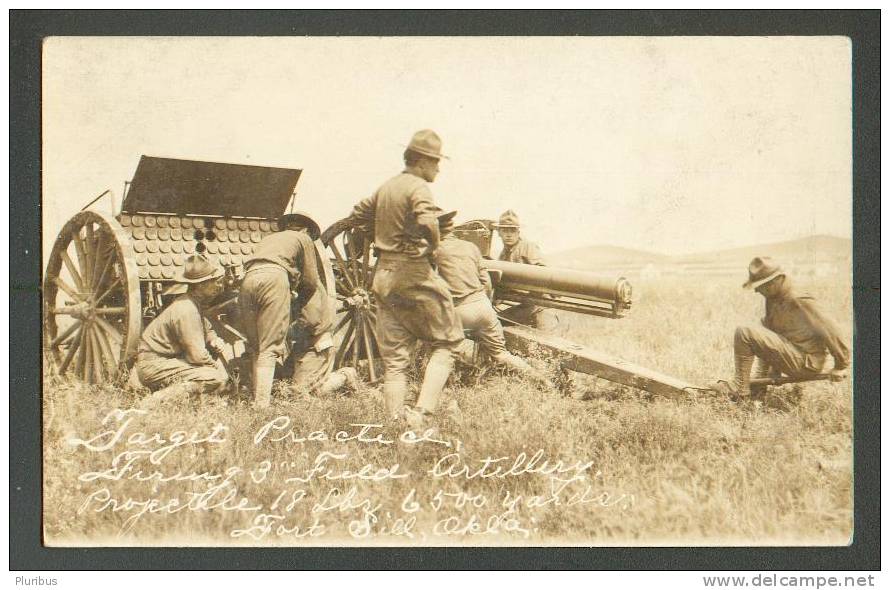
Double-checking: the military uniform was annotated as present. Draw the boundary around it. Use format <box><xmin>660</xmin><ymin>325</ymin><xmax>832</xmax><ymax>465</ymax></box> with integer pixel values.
<box><xmin>239</xmin><ymin>228</ymin><xmax>334</xmax><ymax>406</ymax></box>
<box><xmin>136</xmin><ymin>295</ymin><xmax>228</xmax><ymax>394</ymax></box>
<box><xmin>719</xmin><ymin>257</ymin><xmax>850</xmax><ymax>397</ymax></box>
<box><xmin>736</xmin><ymin>284</ymin><xmax>850</xmax><ymax>378</ymax></box>
<box><xmin>435</xmin><ymin>233</ymin><xmax>552</xmax><ymax>387</ymax></box>
<box><xmin>349</xmin><ymin>145</ymin><xmax>463</xmax><ymax>418</ymax></box>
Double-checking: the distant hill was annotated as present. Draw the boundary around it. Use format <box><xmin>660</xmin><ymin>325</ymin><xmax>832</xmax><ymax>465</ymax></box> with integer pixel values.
<box><xmin>673</xmin><ymin>235</ymin><xmax>851</xmax><ymax>265</ymax></box>
<box><xmin>546</xmin><ymin>244</ymin><xmax>670</xmax><ymax>268</ymax></box>
<box><xmin>548</xmin><ymin>235</ymin><xmax>851</xmax><ymax>272</ymax></box>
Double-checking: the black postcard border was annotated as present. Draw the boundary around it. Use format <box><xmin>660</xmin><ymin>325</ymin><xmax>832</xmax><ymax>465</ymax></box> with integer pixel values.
<box><xmin>9</xmin><ymin>9</ymin><xmax>880</xmax><ymax>571</ymax></box>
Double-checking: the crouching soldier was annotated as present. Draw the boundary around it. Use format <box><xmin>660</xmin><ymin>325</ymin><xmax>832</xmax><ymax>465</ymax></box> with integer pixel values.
<box><xmin>239</xmin><ymin>212</ymin><xmax>356</xmax><ymax>408</ymax></box>
<box><xmin>433</xmin><ymin>210</ymin><xmax>554</xmax><ymax>389</ymax></box>
<box><xmin>493</xmin><ymin>209</ymin><xmax>558</xmax><ymax>331</ymax></box>
<box><xmin>135</xmin><ymin>254</ymin><xmax>229</xmax><ymax>407</ymax></box>
<box><xmin>712</xmin><ymin>257</ymin><xmax>850</xmax><ymax>398</ymax></box>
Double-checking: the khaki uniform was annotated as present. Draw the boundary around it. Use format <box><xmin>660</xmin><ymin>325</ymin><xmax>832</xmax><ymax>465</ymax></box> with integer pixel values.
<box><xmin>349</xmin><ymin>170</ymin><xmax>462</xmax><ymax>414</ymax></box>
<box><xmin>239</xmin><ymin>230</ymin><xmax>332</xmax><ymax>367</ymax></box>
<box><xmin>737</xmin><ymin>283</ymin><xmax>850</xmax><ymax>377</ymax></box>
<box><xmin>136</xmin><ymin>296</ymin><xmax>227</xmax><ymax>393</ymax></box>
<box><xmin>498</xmin><ymin>238</ymin><xmax>556</xmax><ymax>330</ymax></box>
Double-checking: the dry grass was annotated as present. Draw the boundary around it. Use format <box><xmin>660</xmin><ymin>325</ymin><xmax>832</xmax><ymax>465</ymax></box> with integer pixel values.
<box><xmin>42</xmin><ymin>274</ymin><xmax>853</xmax><ymax>546</ymax></box>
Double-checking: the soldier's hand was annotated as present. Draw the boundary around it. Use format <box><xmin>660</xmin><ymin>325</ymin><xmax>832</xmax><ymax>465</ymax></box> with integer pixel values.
<box><xmin>828</xmin><ymin>368</ymin><xmax>848</xmax><ymax>382</ymax></box>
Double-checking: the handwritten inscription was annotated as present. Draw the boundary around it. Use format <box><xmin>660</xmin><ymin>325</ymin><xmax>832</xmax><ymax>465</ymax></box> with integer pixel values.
<box><xmin>65</xmin><ymin>410</ymin><xmax>635</xmax><ymax>542</ymax></box>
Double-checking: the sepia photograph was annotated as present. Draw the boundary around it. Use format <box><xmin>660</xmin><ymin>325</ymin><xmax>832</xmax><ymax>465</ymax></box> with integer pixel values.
<box><xmin>37</xmin><ymin>33</ymin><xmax>856</xmax><ymax>549</ymax></box>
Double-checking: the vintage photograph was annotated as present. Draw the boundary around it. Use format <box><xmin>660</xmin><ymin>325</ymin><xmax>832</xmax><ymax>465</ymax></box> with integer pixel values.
<box><xmin>40</xmin><ymin>36</ymin><xmax>853</xmax><ymax>547</ymax></box>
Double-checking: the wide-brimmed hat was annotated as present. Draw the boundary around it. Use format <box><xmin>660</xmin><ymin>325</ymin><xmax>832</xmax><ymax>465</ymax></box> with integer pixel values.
<box><xmin>404</xmin><ymin>129</ymin><xmax>449</xmax><ymax>161</ymax></box>
<box><xmin>743</xmin><ymin>256</ymin><xmax>784</xmax><ymax>289</ymax></box>
<box><xmin>492</xmin><ymin>209</ymin><xmax>521</xmax><ymax>229</ymax></box>
<box><xmin>437</xmin><ymin>209</ymin><xmax>458</xmax><ymax>226</ymax></box>
<box><xmin>277</xmin><ymin>211</ymin><xmax>321</xmax><ymax>240</ymax></box>
<box><xmin>175</xmin><ymin>254</ymin><xmax>225</xmax><ymax>284</ymax></box>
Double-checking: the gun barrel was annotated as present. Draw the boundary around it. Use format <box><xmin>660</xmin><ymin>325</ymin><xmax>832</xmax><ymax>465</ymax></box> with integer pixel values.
<box><xmin>481</xmin><ymin>259</ymin><xmax>632</xmax><ymax>317</ymax></box>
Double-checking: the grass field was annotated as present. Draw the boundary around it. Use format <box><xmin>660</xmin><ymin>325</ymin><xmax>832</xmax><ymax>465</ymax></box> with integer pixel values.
<box><xmin>42</xmin><ymin>274</ymin><xmax>853</xmax><ymax>546</ymax></box>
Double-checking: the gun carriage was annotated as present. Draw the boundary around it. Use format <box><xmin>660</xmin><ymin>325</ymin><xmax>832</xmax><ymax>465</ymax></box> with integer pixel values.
<box><xmin>45</xmin><ymin>156</ymin><xmax>697</xmax><ymax>396</ymax></box>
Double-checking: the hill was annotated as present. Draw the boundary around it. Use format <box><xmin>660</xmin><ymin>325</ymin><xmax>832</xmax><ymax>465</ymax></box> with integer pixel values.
<box><xmin>674</xmin><ymin>235</ymin><xmax>851</xmax><ymax>265</ymax></box>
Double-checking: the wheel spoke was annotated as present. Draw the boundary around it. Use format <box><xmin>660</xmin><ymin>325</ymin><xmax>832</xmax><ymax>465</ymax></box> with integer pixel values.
<box><xmin>333</xmin><ymin>312</ymin><xmax>352</xmax><ymax>335</ymax></box>
<box><xmin>60</xmin><ymin>249</ymin><xmax>84</xmax><ymax>291</ymax></box>
<box><xmin>333</xmin><ymin>318</ymin><xmax>356</xmax><ymax>369</ymax></box>
<box><xmin>95</xmin><ymin>307</ymin><xmax>126</xmax><ymax>315</ymax></box>
<box><xmin>361</xmin><ymin>238</ymin><xmax>372</xmax><ymax>288</ymax></box>
<box><xmin>75</xmin><ymin>327</ymin><xmax>88</xmax><ymax>380</ymax></box>
<box><xmin>84</xmin><ymin>223</ymin><xmax>96</xmax><ymax>288</ymax></box>
<box><xmin>58</xmin><ymin>328</ymin><xmax>82</xmax><ymax>374</ymax></box>
<box><xmin>351</xmin><ymin>313</ymin><xmax>362</xmax><ymax>368</ymax></box>
<box><xmin>53</xmin><ymin>277</ymin><xmax>82</xmax><ymax>302</ymax></box>
<box><xmin>94</xmin><ymin>316</ymin><xmax>123</xmax><ymax>347</ymax></box>
<box><xmin>91</xmin><ymin>237</ymin><xmax>115</xmax><ymax>292</ymax></box>
<box><xmin>49</xmin><ymin>320</ymin><xmax>81</xmax><ymax>348</ymax></box>
<box><xmin>95</xmin><ymin>326</ymin><xmax>118</xmax><ymax>370</ymax></box>
<box><xmin>72</xmin><ymin>229</ymin><xmax>89</xmax><ymax>288</ymax></box>
<box><xmin>345</xmin><ymin>233</ymin><xmax>363</xmax><ymax>286</ymax></box>
<box><xmin>89</xmin><ymin>228</ymin><xmax>106</xmax><ymax>290</ymax></box>
<box><xmin>88</xmin><ymin>326</ymin><xmax>104</xmax><ymax>383</ymax></box>
<box><xmin>329</xmin><ymin>242</ymin><xmax>357</xmax><ymax>290</ymax></box>
<box><xmin>361</xmin><ymin>318</ymin><xmax>377</xmax><ymax>382</ymax></box>
<box><xmin>94</xmin><ymin>277</ymin><xmax>122</xmax><ymax>307</ymax></box>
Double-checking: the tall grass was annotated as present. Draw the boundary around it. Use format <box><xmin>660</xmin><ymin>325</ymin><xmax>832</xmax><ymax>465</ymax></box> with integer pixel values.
<box><xmin>43</xmin><ymin>275</ymin><xmax>853</xmax><ymax>546</ymax></box>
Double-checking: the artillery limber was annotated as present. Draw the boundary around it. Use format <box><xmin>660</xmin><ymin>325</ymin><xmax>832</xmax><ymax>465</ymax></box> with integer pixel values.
<box><xmin>44</xmin><ymin>156</ymin><xmax>697</xmax><ymax>397</ymax></box>
<box><xmin>43</xmin><ymin>156</ymin><xmax>336</xmax><ymax>385</ymax></box>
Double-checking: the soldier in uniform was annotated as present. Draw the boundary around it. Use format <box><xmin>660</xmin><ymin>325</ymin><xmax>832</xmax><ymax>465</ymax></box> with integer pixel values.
<box><xmin>433</xmin><ymin>210</ymin><xmax>554</xmax><ymax>388</ymax></box>
<box><xmin>239</xmin><ymin>212</ymin><xmax>356</xmax><ymax>408</ymax></box>
<box><xmin>135</xmin><ymin>254</ymin><xmax>230</xmax><ymax>406</ymax></box>
<box><xmin>712</xmin><ymin>257</ymin><xmax>850</xmax><ymax>398</ymax></box>
<box><xmin>347</xmin><ymin>129</ymin><xmax>464</xmax><ymax>428</ymax></box>
<box><xmin>493</xmin><ymin>209</ymin><xmax>558</xmax><ymax>331</ymax></box>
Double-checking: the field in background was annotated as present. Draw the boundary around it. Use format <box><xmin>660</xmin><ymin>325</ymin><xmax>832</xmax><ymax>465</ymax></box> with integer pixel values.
<box><xmin>42</xmin><ymin>274</ymin><xmax>853</xmax><ymax>546</ymax></box>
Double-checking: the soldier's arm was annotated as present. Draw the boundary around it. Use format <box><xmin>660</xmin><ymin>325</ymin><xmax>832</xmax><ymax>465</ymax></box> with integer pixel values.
<box><xmin>347</xmin><ymin>193</ymin><xmax>377</xmax><ymax>232</ymax></box>
<box><xmin>798</xmin><ymin>297</ymin><xmax>851</xmax><ymax>370</ymax></box>
<box><xmin>176</xmin><ymin>311</ymin><xmax>216</xmax><ymax>366</ymax></box>
<box><xmin>473</xmin><ymin>244</ymin><xmax>493</xmax><ymax>296</ymax></box>
<box><xmin>411</xmin><ymin>185</ymin><xmax>440</xmax><ymax>252</ymax></box>
<box><xmin>523</xmin><ymin>241</ymin><xmax>546</xmax><ymax>266</ymax></box>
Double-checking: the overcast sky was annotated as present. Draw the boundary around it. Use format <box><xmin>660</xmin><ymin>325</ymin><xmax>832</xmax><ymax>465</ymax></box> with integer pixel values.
<box><xmin>43</xmin><ymin>36</ymin><xmax>851</xmax><ymax>259</ymax></box>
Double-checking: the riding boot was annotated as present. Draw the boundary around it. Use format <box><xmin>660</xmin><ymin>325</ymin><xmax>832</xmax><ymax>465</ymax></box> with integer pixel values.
<box><xmin>415</xmin><ymin>348</ymin><xmax>454</xmax><ymax>414</ymax></box>
<box><xmin>383</xmin><ymin>375</ymin><xmax>409</xmax><ymax>418</ymax></box>
<box><xmin>253</xmin><ymin>362</ymin><xmax>276</xmax><ymax>408</ymax></box>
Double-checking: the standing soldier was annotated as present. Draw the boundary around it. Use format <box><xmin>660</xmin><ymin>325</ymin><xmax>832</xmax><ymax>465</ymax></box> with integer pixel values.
<box><xmin>433</xmin><ymin>210</ymin><xmax>554</xmax><ymax>389</ymax></box>
<box><xmin>239</xmin><ymin>212</ymin><xmax>356</xmax><ymax>408</ymax></box>
<box><xmin>711</xmin><ymin>257</ymin><xmax>850</xmax><ymax>398</ymax></box>
<box><xmin>135</xmin><ymin>254</ymin><xmax>230</xmax><ymax>407</ymax></box>
<box><xmin>347</xmin><ymin>129</ymin><xmax>464</xmax><ymax>428</ymax></box>
<box><xmin>493</xmin><ymin>209</ymin><xmax>558</xmax><ymax>330</ymax></box>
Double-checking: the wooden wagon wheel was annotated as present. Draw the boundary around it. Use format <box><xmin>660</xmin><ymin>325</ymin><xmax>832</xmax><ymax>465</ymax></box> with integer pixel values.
<box><xmin>43</xmin><ymin>210</ymin><xmax>141</xmax><ymax>384</ymax></box>
<box><xmin>321</xmin><ymin>218</ymin><xmax>382</xmax><ymax>382</ymax></box>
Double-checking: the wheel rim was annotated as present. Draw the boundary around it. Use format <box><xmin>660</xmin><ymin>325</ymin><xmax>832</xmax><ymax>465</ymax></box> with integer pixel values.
<box><xmin>322</xmin><ymin>219</ymin><xmax>381</xmax><ymax>383</ymax></box>
<box><xmin>43</xmin><ymin>210</ymin><xmax>141</xmax><ymax>384</ymax></box>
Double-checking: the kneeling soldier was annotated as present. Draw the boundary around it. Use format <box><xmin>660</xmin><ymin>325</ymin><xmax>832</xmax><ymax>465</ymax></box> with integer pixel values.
<box><xmin>434</xmin><ymin>210</ymin><xmax>553</xmax><ymax>388</ymax></box>
<box><xmin>135</xmin><ymin>254</ymin><xmax>229</xmax><ymax>406</ymax></box>
<box><xmin>712</xmin><ymin>257</ymin><xmax>850</xmax><ymax>398</ymax></box>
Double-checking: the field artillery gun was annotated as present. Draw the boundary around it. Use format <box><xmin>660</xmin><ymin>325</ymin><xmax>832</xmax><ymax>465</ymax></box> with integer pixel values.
<box><xmin>324</xmin><ymin>218</ymin><xmax>699</xmax><ymax>397</ymax></box>
<box><xmin>44</xmin><ymin>155</ymin><xmax>697</xmax><ymax>397</ymax></box>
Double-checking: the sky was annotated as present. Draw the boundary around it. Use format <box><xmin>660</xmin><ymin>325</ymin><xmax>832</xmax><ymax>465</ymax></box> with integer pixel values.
<box><xmin>42</xmin><ymin>36</ymin><xmax>851</xmax><ymax>260</ymax></box>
